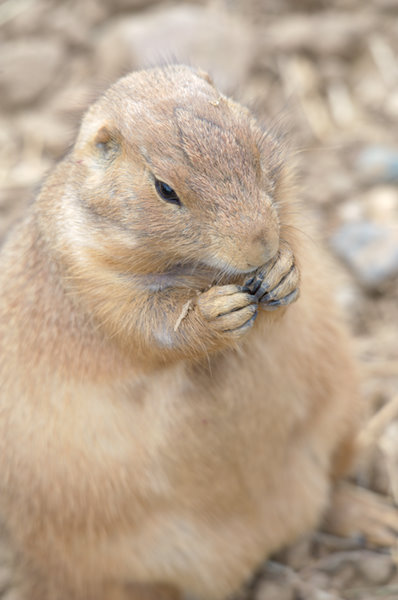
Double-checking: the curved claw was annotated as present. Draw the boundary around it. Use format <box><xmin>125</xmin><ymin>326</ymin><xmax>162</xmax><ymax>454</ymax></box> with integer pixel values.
<box><xmin>261</xmin><ymin>288</ymin><xmax>300</xmax><ymax>311</ymax></box>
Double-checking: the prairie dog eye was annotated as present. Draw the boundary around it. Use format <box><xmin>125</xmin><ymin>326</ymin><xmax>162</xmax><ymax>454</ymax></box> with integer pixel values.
<box><xmin>154</xmin><ymin>179</ymin><xmax>181</xmax><ymax>206</ymax></box>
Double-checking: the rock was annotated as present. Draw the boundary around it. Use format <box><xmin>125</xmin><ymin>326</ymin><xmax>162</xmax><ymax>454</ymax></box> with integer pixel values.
<box><xmin>329</xmin><ymin>563</ymin><xmax>357</xmax><ymax>590</ymax></box>
<box><xmin>334</xmin><ymin>280</ymin><xmax>363</xmax><ymax>318</ymax></box>
<box><xmin>16</xmin><ymin>110</ymin><xmax>75</xmax><ymax>160</ymax></box>
<box><xmin>254</xmin><ymin>562</ymin><xmax>297</xmax><ymax>600</ymax></box>
<box><xmin>338</xmin><ymin>187</ymin><xmax>398</xmax><ymax>225</ymax></box>
<box><xmin>365</xmin><ymin>186</ymin><xmax>398</xmax><ymax>224</ymax></box>
<box><xmin>295</xmin><ymin>580</ymin><xmax>342</xmax><ymax>600</ymax></box>
<box><xmin>95</xmin><ymin>4</ymin><xmax>254</xmax><ymax>93</ymax></box>
<box><xmin>0</xmin><ymin>187</ymin><xmax>31</xmax><ymax>244</ymax></box>
<box><xmin>357</xmin><ymin>552</ymin><xmax>395</xmax><ymax>585</ymax></box>
<box><xmin>330</xmin><ymin>221</ymin><xmax>398</xmax><ymax>290</ymax></box>
<box><xmin>379</xmin><ymin>422</ymin><xmax>398</xmax><ymax>502</ymax></box>
<box><xmin>263</xmin><ymin>13</ymin><xmax>372</xmax><ymax>58</ymax></box>
<box><xmin>356</xmin><ymin>146</ymin><xmax>398</xmax><ymax>184</ymax></box>
<box><xmin>280</xmin><ymin>536</ymin><xmax>313</xmax><ymax>570</ymax></box>
<box><xmin>0</xmin><ymin>39</ymin><xmax>65</xmax><ymax>109</ymax></box>
<box><xmin>385</xmin><ymin>89</ymin><xmax>398</xmax><ymax>119</ymax></box>
<box><xmin>255</xmin><ymin>579</ymin><xmax>295</xmax><ymax>600</ymax></box>
<box><xmin>337</xmin><ymin>199</ymin><xmax>365</xmax><ymax>223</ymax></box>
<box><xmin>3</xmin><ymin>0</ymin><xmax>106</xmax><ymax>41</ymax></box>
<box><xmin>104</xmin><ymin>0</ymin><xmax>179</xmax><ymax>11</ymax></box>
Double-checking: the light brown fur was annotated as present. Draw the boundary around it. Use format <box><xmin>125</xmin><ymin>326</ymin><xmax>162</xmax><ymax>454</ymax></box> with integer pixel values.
<box><xmin>0</xmin><ymin>65</ymin><xmax>359</xmax><ymax>600</ymax></box>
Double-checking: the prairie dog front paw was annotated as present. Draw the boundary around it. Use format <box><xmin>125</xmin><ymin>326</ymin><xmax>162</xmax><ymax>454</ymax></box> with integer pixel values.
<box><xmin>246</xmin><ymin>243</ymin><xmax>300</xmax><ymax>311</ymax></box>
<box><xmin>197</xmin><ymin>285</ymin><xmax>257</xmax><ymax>338</ymax></box>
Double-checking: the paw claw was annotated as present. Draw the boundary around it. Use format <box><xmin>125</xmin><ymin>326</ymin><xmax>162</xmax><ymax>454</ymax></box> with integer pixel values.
<box><xmin>249</xmin><ymin>275</ymin><xmax>264</xmax><ymax>295</ymax></box>
<box><xmin>245</xmin><ymin>244</ymin><xmax>300</xmax><ymax>311</ymax></box>
<box><xmin>225</xmin><ymin>309</ymin><xmax>258</xmax><ymax>334</ymax></box>
<box><xmin>262</xmin><ymin>288</ymin><xmax>300</xmax><ymax>310</ymax></box>
<box><xmin>254</xmin><ymin>280</ymin><xmax>270</xmax><ymax>299</ymax></box>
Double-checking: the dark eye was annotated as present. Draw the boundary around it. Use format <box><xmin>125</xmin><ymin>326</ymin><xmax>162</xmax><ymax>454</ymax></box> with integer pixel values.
<box><xmin>154</xmin><ymin>179</ymin><xmax>181</xmax><ymax>206</ymax></box>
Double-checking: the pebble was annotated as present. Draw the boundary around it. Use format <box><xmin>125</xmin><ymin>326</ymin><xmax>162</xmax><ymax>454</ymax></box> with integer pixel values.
<box><xmin>365</xmin><ymin>186</ymin><xmax>398</xmax><ymax>223</ymax></box>
<box><xmin>280</xmin><ymin>536</ymin><xmax>314</xmax><ymax>570</ymax></box>
<box><xmin>255</xmin><ymin>580</ymin><xmax>295</xmax><ymax>600</ymax></box>
<box><xmin>356</xmin><ymin>146</ymin><xmax>398</xmax><ymax>184</ymax></box>
<box><xmin>295</xmin><ymin>581</ymin><xmax>342</xmax><ymax>600</ymax></box>
<box><xmin>264</xmin><ymin>13</ymin><xmax>371</xmax><ymax>57</ymax></box>
<box><xmin>357</xmin><ymin>552</ymin><xmax>395</xmax><ymax>584</ymax></box>
<box><xmin>338</xmin><ymin>187</ymin><xmax>398</xmax><ymax>225</ymax></box>
<box><xmin>330</xmin><ymin>221</ymin><xmax>398</xmax><ymax>290</ymax></box>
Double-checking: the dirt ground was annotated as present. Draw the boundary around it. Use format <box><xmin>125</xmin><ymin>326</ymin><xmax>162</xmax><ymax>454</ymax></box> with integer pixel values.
<box><xmin>1</xmin><ymin>0</ymin><xmax>398</xmax><ymax>598</ymax></box>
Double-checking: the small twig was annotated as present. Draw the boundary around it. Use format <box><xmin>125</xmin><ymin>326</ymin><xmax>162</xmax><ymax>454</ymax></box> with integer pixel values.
<box><xmin>327</xmin><ymin>80</ymin><xmax>355</xmax><ymax>127</ymax></box>
<box><xmin>356</xmin><ymin>395</ymin><xmax>398</xmax><ymax>454</ymax></box>
<box><xmin>313</xmin><ymin>531</ymin><xmax>365</xmax><ymax>552</ymax></box>
<box><xmin>174</xmin><ymin>299</ymin><xmax>194</xmax><ymax>332</ymax></box>
<box><xmin>369</xmin><ymin>34</ymin><xmax>398</xmax><ymax>87</ymax></box>
<box><xmin>0</xmin><ymin>0</ymin><xmax>36</xmax><ymax>27</ymax></box>
<box><xmin>345</xmin><ymin>584</ymin><xmax>398</xmax><ymax>599</ymax></box>
<box><xmin>361</xmin><ymin>360</ymin><xmax>398</xmax><ymax>378</ymax></box>
<box><xmin>300</xmin><ymin>550</ymin><xmax>367</xmax><ymax>577</ymax></box>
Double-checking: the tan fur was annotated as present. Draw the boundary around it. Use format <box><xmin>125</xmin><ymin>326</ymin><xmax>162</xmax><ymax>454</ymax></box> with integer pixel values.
<box><xmin>0</xmin><ymin>65</ymin><xmax>359</xmax><ymax>600</ymax></box>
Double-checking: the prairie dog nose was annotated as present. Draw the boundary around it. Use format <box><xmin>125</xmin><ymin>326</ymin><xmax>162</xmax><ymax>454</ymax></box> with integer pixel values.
<box><xmin>245</xmin><ymin>223</ymin><xmax>280</xmax><ymax>269</ymax></box>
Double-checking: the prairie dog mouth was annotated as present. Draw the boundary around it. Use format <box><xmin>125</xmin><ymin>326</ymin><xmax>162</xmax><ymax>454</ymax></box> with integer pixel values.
<box><xmin>131</xmin><ymin>258</ymin><xmax>258</xmax><ymax>293</ymax></box>
<box><xmin>132</xmin><ymin>263</ymin><xmax>217</xmax><ymax>292</ymax></box>
<box><xmin>201</xmin><ymin>254</ymin><xmax>274</xmax><ymax>278</ymax></box>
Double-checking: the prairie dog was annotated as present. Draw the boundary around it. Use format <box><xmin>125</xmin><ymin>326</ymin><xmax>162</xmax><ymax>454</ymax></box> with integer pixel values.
<box><xmin>0</xmin><ymin>65</ymin><xmax>359</xmax><ymax>600</ymax></box>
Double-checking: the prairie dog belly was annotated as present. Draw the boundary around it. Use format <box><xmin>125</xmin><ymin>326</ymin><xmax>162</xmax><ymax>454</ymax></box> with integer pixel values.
<box><xmin>113</xmin><ymin>385</ymin><xmax>329</xmax><ymax>600</ymax></box>
<box><xmin>0</xmin><ymin>332</ymin><xmax>329</xmax><ymax>600</ymax></box>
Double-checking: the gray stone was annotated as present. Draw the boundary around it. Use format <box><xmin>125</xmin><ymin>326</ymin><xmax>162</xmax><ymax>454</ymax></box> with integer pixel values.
<box><xmin>357</xmin><ymin>552</ymin><xmax>395</xmax><ymax>584</ymax></box>
<box><xmin>356</xmin><ymin>146</ymin><xmax>398</xmax><ymax>184</ymax></box>
<box><xmin>263</xmin><ymin>13</ymin><xmax>372</xmax><ymax>58</ymax></box>
<box><xmin>330</xmin><ymin>221</ymin><xmax>398</xmax><ymax>290</ymax></box>
<box><xmin>255</xmin><ymin>579</ymin><xmax>295</xmax><ymax>600</ymax></box>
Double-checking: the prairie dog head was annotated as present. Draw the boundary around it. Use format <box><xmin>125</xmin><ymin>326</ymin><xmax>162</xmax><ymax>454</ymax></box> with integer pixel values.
<box><xmin>49</xmin><ymin>65</ymin><xmax>287</xmax><ymax>279</ymax></box>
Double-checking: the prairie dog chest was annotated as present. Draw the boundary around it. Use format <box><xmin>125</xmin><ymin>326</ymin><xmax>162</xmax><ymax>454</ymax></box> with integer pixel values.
<box><xmin>52</xmin><ymin>357</ymin><xmax>275</xmax><ymax>508</ymax></box>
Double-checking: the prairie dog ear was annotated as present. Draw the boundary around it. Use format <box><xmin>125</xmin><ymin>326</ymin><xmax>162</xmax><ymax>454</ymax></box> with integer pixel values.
<box><xmin>76</xmin><ymin>112</ymin><xmax>121</xmax><ymax>153</ymax></box>
<box><xmin>196</xmin><ymin>68</ymin><xmax>215</xmax><ymax>87</ymax></box>
<box><xmin>95</xmin><ymin>125</ymin><xmax>112</xmax><ymax>147</ymax></box>
<box><xmin>92</xmin><ymin>124</ymin><xmax>121</xmax><ymax>158</ymax></box>
<box><xmin>95</xmin><ymin>125</ymin><xmax>115</xmax><ymax>149</ymax></box>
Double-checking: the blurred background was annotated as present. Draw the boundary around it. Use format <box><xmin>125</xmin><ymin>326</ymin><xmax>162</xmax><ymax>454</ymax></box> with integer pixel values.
<box><xmin>1</xmin><ymin>0</ymin><xmax>398</xmax><ymax>598</ymax></box>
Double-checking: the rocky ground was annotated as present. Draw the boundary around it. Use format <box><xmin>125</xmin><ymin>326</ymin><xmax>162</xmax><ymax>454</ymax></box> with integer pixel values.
<box><xmin>1</xmin><ymin>0</ymin><xmax>398</xmax><ymax>598</ymax></box>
